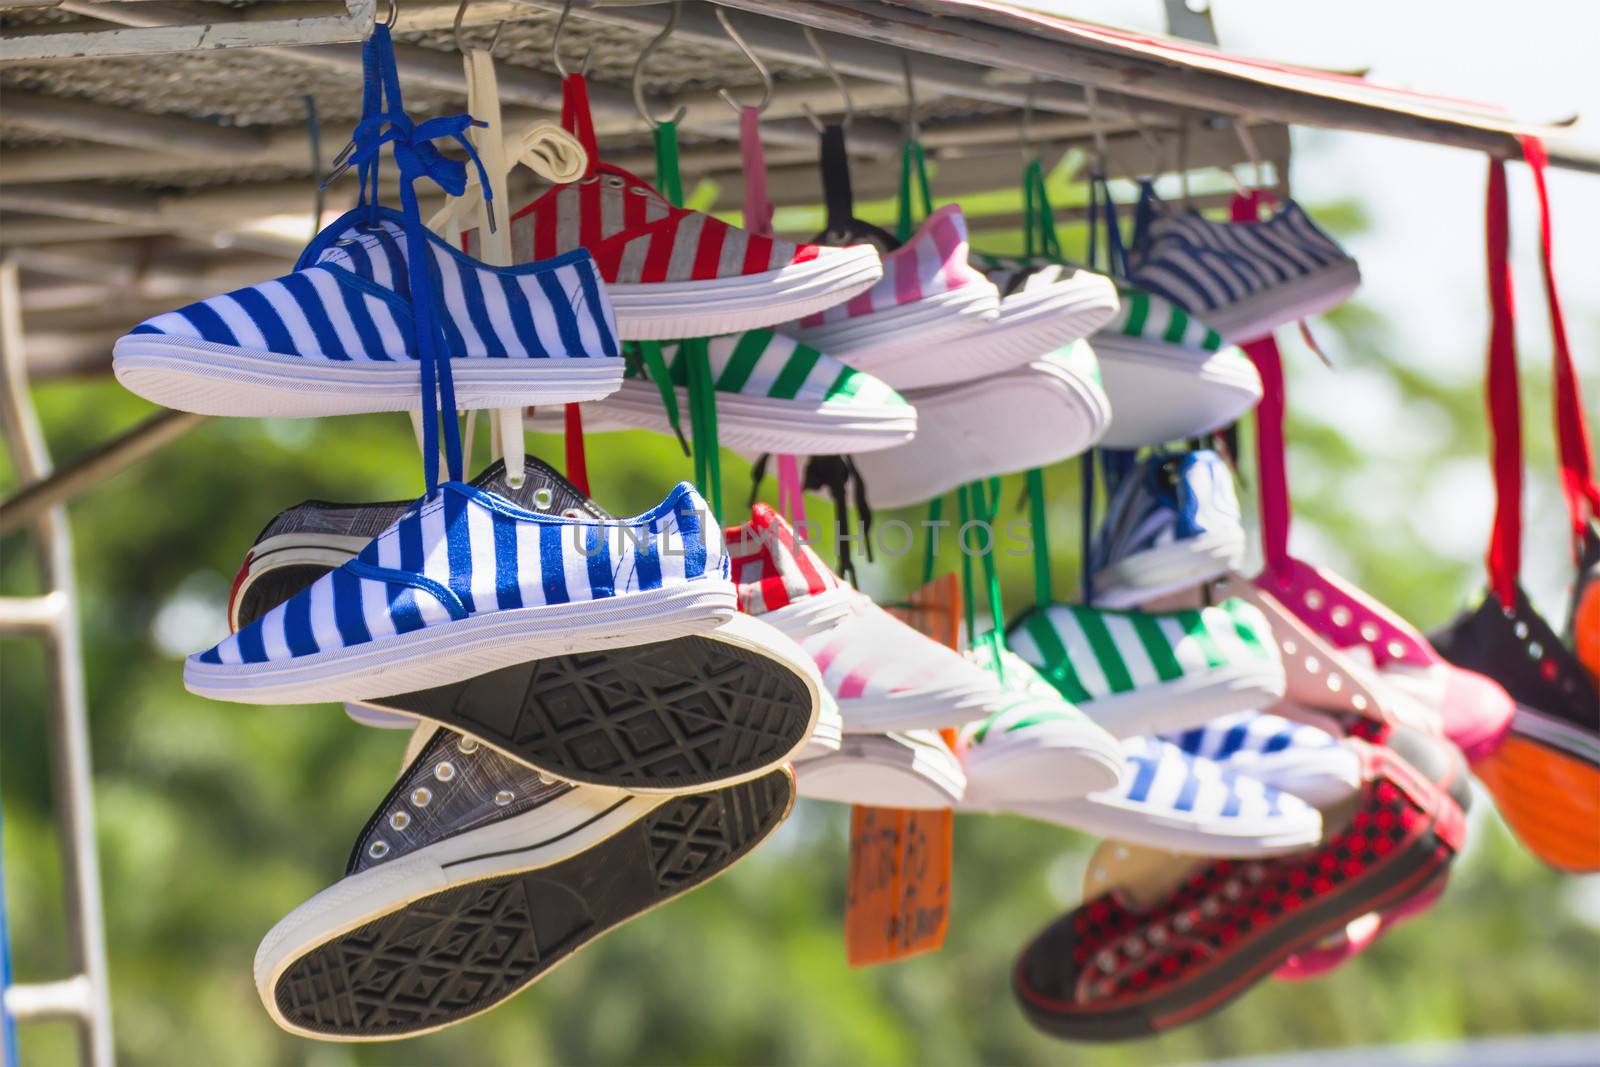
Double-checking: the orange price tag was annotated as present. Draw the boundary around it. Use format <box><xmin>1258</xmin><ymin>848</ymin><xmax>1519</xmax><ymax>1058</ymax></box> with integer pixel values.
<box><xmin>843</xmin><ymin>574</ymin><xmax>960</xmax><ymax>966</ymax></box>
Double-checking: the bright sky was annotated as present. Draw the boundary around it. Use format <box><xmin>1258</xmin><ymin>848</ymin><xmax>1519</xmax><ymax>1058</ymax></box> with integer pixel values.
<box><xmin>1026</xmin><ymin>0</ymin><xmax>1600</xmax><ymax>618</ymax></box>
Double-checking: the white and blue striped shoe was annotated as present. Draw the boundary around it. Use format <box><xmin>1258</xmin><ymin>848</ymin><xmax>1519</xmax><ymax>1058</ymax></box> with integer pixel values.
<box><xmin>114</xmin><ymin>208</ymin><xmax>622</xmax><ymax>418</ymax></box>
<box><xmin>1127</xmin><ymin>183</ymin><xmax>1360</xmax><ymax>342</ymax></box>
<box><xmin>1008</xmin><ymin>735</ymin><xmax>1323</xmax><ymax>856</ymax></box>
<box><xmin>1088</xmin><ymin>448</ymin><xmax>1247</xmax><ymax>609</ymax></box>
<box><xmin>186</xmin><ymin>479</ymin><xmax>743</xmax><ymax>706</ymax></box>
<box><xmin>1165</xmin><ymin>710</ymin><xmax>1362</xmax><ymax>808</ymax></box>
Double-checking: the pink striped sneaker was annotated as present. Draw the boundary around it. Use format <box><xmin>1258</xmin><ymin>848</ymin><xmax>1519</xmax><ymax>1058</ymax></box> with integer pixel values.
<box><xmin>726</xmin><ymin>504</ymin><xmax>1009</xmax><ymax>733</ymax></box>
<box><xmin>497</xmin><ymin>162</ymin><xmax>882</xmax><ymax>341</ymax></box>
<box><xmin>781</xmin><ymin>204</ymin><xmax>1000</xmax><ymax>390</ymax></box>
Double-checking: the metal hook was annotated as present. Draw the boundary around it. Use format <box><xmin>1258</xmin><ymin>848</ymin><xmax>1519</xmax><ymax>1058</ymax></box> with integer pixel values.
<box><xmin>452</xmin><ymin>0</ymin><xmax>503</xmax><ymax>55</ymax></box>
<box><xmin>714</xmin><ymin>8</ymin><xmax>772</xmax><ymax>115</ymax></box>
<box><xmin>383</xmin><ymin>0</ymin><xmax>399</xmax><ymax>29</ymax></box>
<box><xmin>800</xmin><ymin>25</ymin><xmax>852</xmax><ymax>133</ymax></box>
<box><xmin>633</xmin><ymin>2</ymin><xmax>687</xmax><ymax>129</ymax></box>
<box><xmin>552</xmin><ymin>0</ymin><xmax>593</xmax><ymax>79</ymax></box>
<box><xmin>900</xmin><ymin>52</ymin><xmax>917</xmax><ymax>141</ymax></box>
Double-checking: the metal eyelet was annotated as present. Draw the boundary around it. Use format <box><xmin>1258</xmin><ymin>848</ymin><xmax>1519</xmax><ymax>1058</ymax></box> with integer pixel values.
<box><xmin>1386</xmin><ymin>640</ymin><xmax>1406</xmax><ymax>659</ymax></box>
<box><xmin>1305</xmin><ymin>590</ymin><xmax>1324</xmax><ymax>610</ymax></box>
<box><xmin>1326</xmin><ymin>673</ymin><xmax>1343</xmax><ymax>692</ymax></box>
<box><xmin>1360</xmin><ymin>623</ymin><xmax>1380</xmax><ymax>641</ymax></box>
<box><xmin>1122</xmin><ymin>935</ymin><xmax>1144</xmax><ymax>957</ymax></box>
<box><xmin>562</xmin><ymin>508</ymin><xmax>583</xmax><ymax>519</ymax></box>
<box><xmin>1244</xmin><ymin>863</ymin><xmax>1266</xmax><ymax>884</ymax></box>
<box><xmin>1281</xmin><ymin>639</ymin><xmax>1297</xmax><ymax>656</ymax></box>
<box><xmin>388</xmin><ymin>811</ymin><xmax>410</xmax><ymax>831</ymax></box>
<box><xmin>368</xmin><ymin>840</ymin><xmax>390</xmax><ymax>860</ymax></box>
<box><xmin>411</xmin><ymin>787</ymin><xmax>432</xmax><ymax>808</ymax></box>
<box><xmin>1096</xmin><ymin>949</ymin><xmax>1118</xmax><ymax>972</ymax></box>
<box><xmin>1173</xmin><ymin>912</ymin><xmax>1195</xmax><ymax>932</ymax></box>
<box><xmin>494</xmin><ymin>790</ymin><xmax>515</xmax><ymax>806</ymax></box>
<box><xmin>579</xmin><ymin>175</ymin><xmax>599</xmax><ymax>185</ymax></box>
<box><xmin>1330</xmin><ymin>605</ymin><xmax>1352</xmax><ymax>627</ymax></box>
<box><xmin>458</xmin><ymin>737</ymin><xmax>480</xmax><ymax>755</ymax></box>
<box><xmin>1201</xmin><ymin>898</ymin><xmax>1221</xmax><ymax>917</ymax></box>
<box><xmin>1222</xmin><ymin>880</ymin><xmax>1243</xmax><ymax>901</ymax></box>
<box><xmin>628</xmin><ymin>185</ymin><xmax>649</xmax><ymax>196</ymax></box>
<box><xmin>1147</xmin><ymin>925</ymin><xmax>1169</xmax><ymax>946</ymax></box>
<box><xmin>532</xmin><ymin>486</ymin><xmax>554</xmax><ymax>510</ymax></box>
<box><xmin>434</xmin><ymin>761</ymin><xmax>456</xmax><ymax>783</ymax></box>
<box><xmin>1304</xmin><ymin>655</ymin><xmax>1320</xmax><ymax>674</ymax></box>
<box><xmin>603</xmin><ymin>174</ymin><xmax>625</xmax><ymax>188</ymax></box>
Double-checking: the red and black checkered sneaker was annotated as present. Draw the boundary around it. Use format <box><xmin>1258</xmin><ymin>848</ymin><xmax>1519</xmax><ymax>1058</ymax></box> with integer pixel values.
<box><xmin>1012</xmin><ymin>735</ymin><xmax>1466</xmax><ymax>1041</ymax></box>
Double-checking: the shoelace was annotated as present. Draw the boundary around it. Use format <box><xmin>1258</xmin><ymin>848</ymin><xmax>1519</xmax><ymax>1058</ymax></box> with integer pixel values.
<box><xmin>328</xmin><ymin>25</ymin><xmax>492</xmax><ymax>496</ymax></box>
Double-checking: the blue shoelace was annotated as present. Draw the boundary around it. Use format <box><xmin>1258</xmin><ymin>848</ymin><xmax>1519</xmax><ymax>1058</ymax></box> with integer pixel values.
<box><xmin>324</xmin><ymin>25</ymin><xmax>493</xmax><ymax>496</ymax></box>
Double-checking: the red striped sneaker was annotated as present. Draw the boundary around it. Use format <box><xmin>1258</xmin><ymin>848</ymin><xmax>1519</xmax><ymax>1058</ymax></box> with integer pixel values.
<box><xmin>725</xmin><ymin>504</ymin><xmax>1008</xmax><ymax>733</ymax></box>
<box><xmin>497</xmin><ymin>163</ymin><xmax>881</xmax><ymax>341</ymax></box>
<box><xmin>782</xmin><ymin>204</ymin><xmax>1000</xmax><ymax>389</ymax></box>
<box><xmin>1013</xmin><ymin>737</ymin><xmax>1464</xmax><ymax>1041</ymax></box>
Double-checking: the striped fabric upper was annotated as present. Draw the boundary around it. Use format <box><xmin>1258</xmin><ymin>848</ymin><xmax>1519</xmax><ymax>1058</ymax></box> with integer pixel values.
<box><xmin>131</xmin><ymin>207</ymin><xmax>619</xmax><ymax>364</ymax></box>
<box><xmin>1167</xmin><ymin>710</ymin><xmax>1341</xmax><ymax>763</ymax></box>
<box><xmin>1006</xmin><ymin>598</ymin><xmax>1279</xmax><ymax>706</ymax></box>
<box><xmin>1089</xmin><ymin>449</ymin><xmax>1242</xmax><ymax>575</ymax></box>
<box><xmin>195</xmin><ymin>480</ymin><xmax>724</xmax><ymax>668</ymax></box>
<box><xmin>959</xmin><ymin>646</ymin><xmax>1098</xmax><ymax>747</ymax></box>
<box><xmin>793</xmin><ymin>204</ymin><xmax>989</xmax><ymax>328</ymax></box>
<box><xmin>726</xmin><ymin>504</ymin><xmax>841</xmax><ymax>616</ymax></box>
<box><xmin>1097</xmin><ymin>284</ymin><xmax>1225</xmax><ymax>353</ymax></box>
<box><xmin>1129</xmin><ymin>196</ymin><xmax>1356</xmax><ymax>321</ymax></box>
<box><xmin>1093</xmin><ymin>735</ymin><xmax>1308</xmax><ymax>824</ymax></box>
<box><xmin>641</xmin><ymin>330</ymin><xmax>909</xmax><ymax>409</ymax></box>
<box><xmin>491</xmin><ymin>163</ymin><xmax>823</xmax><ymax>285</ymax></box>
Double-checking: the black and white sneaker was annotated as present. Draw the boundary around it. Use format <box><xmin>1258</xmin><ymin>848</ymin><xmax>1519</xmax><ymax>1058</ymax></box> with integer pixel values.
<box><xmin>256</xmin><ymin>725</ymin><xmax>793</xmax><ymax>1040</ymax></box>
<box><xmin>227</xmin><ymin>457</ymin><xmax>822</xmax><ymax>795</ymax></box>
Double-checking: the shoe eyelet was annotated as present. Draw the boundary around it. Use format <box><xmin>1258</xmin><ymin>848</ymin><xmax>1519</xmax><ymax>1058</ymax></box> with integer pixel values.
<box><xmin>1305</xmin><ymin>590</ymin><xmax>1324</xmax><ymax>610</ymax></box>
<box><xmin>1096</xmin><ymin>949</ymin><xmax>1118</xmax><ymax>972</ymax></box>
<box><xmin>579</xmin><ymin>175</ymin><xmax>599</xmax><ymax>185</ymax></box>
<box><xmin>628</xmin><ymin>185</ymin><xmax>649</xmax><ymax>196</ymax></box>
<box><xmin>1201</xmin><ymin>898</ymin><xmax>1221</xmax><ymax>917</ymax></box>
<box><xmin>1147</xmin><ymin>925</ymin><xmax>1169</xmax><ymax>946</ymax></box>
<box><xmin>1386</xmin><ymin>640</ymin><xmax>1406</xmax><ymax>659</ymax></box>
<box><xmin>388</xmin><ymin>811</ymin><xmax>410</xmax><ymax>831</ymax></box>
<box><xmin>1122</xmin><ymin>935</ymin><xmax>1144</xmax><ymax>957</ymax></box>
<box><xmin>1222</xmin><ymin>880</ymin><xmax>1243</xmax><ymax>901</ymax></box>
<box><xmin>458</xmin><ymin>737</ymin><xmax>479</xmax><ymax>755</ymax></box>
<box><xmin>411</xmin><ymin>787</ymin><xmax>432</xmax><ymax>808</ymax></box>
<box><xmin>1326</xmin><ymin>673</ymin><xmax>1343</xmax><ymax>692</ymax></box>
<box><xmin>434</xmin><ymin>761</ymin><xmax>456</xmax><ymax>782</ymax></box>
<box><xmin>1281</xmin><ymin>639</ymin><xmax>1298</xmax><ymax>656</ymax></box>
<box><xmin>1360</xmin><ymin>623</ymin><xmax>1380</xmax><ymax>641</ymax></box>
<box><xmin>1330</xmin><ymin>605</ymin><xmax>1352</xmax><ymax>627</ymax></box>
<box><xmin>1304</xmin><ymin>655</ymin><xmax>1320</xmax><ymax>674</ymax></box>
<box><xmin>603</xmin><ymin>174</ymin><xmax>625</xmax><ymax>189</ymax></box>
<box><xmin>1351</xmin><ymin>694</ymin><xmax>1369</xmax><ymax>711</ymax></box>
<box><xmin>532</xmin><ymin>486</ymin><xmax>554</xmax><ymax>510</ymax></box>
<box><xmin>494</xmin><ymin>790</ymin><xmax>515</xmax><ymax>807</ymax></box>
<box><xmin>562</xmin><ymin>508</ymin><xmax>583</xmax><ymax>519</ymax></box>
<box><xmin>1173</xmin><ymin>913</ymin><xmax>1195</xmax><ymax>932</ymax></box>
<box><xmin>367</xmin><ymin>840</ymin><xmax>390</xmax><ymax>860</ymax></box>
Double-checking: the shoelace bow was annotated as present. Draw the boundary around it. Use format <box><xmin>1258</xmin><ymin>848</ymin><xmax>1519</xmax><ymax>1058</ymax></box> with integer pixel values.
<box><xmin>328</xmin><ymin>26</ymin><xmax>493</xmax><ymax>496</ymax></box>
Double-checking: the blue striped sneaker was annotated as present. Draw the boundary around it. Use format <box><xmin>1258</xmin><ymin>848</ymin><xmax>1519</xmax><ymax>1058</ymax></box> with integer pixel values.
<box><xmin>186</xmin><ymin>479</ymin><xmax>743</xmax><ymax>707</ymax></box>
<box><xmin>1007</xmin><ymin>599</ymin><xmax>1286</xmax><ymax>739</ymax></box>
<box><xmin>1088</xmin><ymin>449</ymin><xmax>1247</xmax><ymax>609</ymax></box>
<box><xmin>957</xmin><ymin>647</ymin><xmax>1125</xmax><ymax>806</ymax></box>
<box><xmin>1128</xmin><ymin>184</ymin><xmax>1360</xmax><ymax>342</ymax></box>
<box><xmin>114</xmin><ymin>208</ymin><xmax>622</xmax><ymax>418</ymax></box>
<box><xmin>1165</xmin><ymin>710</ymin><xmax>1362</xmax><ymax>808</ymax></box>
<box><xmin>1009</xmin><ymin>735</ymin><xmax>1323</xmax><ymax>856</ymax></box>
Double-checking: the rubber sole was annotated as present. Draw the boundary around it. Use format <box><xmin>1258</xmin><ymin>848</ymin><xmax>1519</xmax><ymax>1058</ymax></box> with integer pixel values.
<box><xmin>1090</xmin><ymin>528</ymin><xmax>1247</xmax><ymax>610</ymax></box>
<box><xmin>795</xmin><ymin>731</ymin><xmax>967</xmax><ymax>809</ymax></box>
<box><xmin>269</xmin><ymin>769</ymin><xmax>794</xmax><ymax>1040</ymax></box>
<box><xmin>1081</xmin><ymin>660</ymin><xmax>1287</xmax><ymax>740</ymax></box>
<box><xmin>783</xmin><ymin>281</ymin><xmax>1001</xmax><ymax>383</ymax></box>
<box><xmin>608</xmin><ymin>247</ymin><xmax>883</xmax><ymax>341</ymax></box>
<box><xmin>1196</xmin><ymin>259</ymin><xmax>1361</xmax><ymax>342</ymax></box>
<box><xmin>1007</xmin><ymin>793</ymin><xmax>1323</xmax><ymax>858</ymax></box>
<box><xmin>525</xmin><ymin>379</ymin><xmax>918</xmax><ymax>455</ymax></box>
<box><xmin>113</xmin><ymin>335</ymin><xmax>622</xmax><ymax>417</ymax></box>
<box><xmin>360</xmin><ymin>626</ymin><xmax>819</xmax><ymax>793</ymax></box>
<box><xmin>1094</xmin><ymin>337</ymin><xmax>1261</xmax><ymax>450</ymax></box>
<box><xmin>959</xmin><ymin>726</ymin><xmax>1127</xmax><ymax>805</ymax></box>
<box><xmin>1015</xmin><ymin>798</ymin><xmax>1452</xmax><ymax>1040</ymax></box>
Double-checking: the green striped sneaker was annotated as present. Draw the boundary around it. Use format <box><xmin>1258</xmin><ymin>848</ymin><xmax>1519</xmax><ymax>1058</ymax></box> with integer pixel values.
<box><xmin>1093</xmin><ymin>283</ymin><xmax>1262</xmax><ymax>449</ymax></box>
<box><xmin>1005</xmin><ymin>598</ymin><xmax>1285</xmax><ymax>738</ymax></box>
<box><xmin>957</xmin><ymin>646</ymin><xmax>1125</xmax><ymax>806</ymax></box>
<box><xmin>528</xmin><ymin>329</ymin><xmax>916</xmax><ymax>455</ymax></box>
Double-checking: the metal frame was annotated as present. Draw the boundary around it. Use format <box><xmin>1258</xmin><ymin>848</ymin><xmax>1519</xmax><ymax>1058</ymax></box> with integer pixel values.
<box><xmin>1</xmin><ymin>0</ymin><xmax>378</xmax><ymax>62</ymax></box>
<box><xmin>0</xmin><ymin>259</ymin><xmax>114</xmax><ymax>1067</ymax></box>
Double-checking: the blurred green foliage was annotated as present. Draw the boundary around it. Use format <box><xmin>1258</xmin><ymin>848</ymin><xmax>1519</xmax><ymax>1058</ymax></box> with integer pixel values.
<box><xmin>3</xmin><ymin>191</ymin><xmax>1598</xmax><ymax>1066</ymax></box>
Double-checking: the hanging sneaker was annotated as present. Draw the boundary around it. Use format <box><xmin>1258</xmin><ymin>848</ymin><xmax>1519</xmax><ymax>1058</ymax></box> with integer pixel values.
<box><xmin>1163</xmin><ymin>710</ymin><xmax>1361</xmax><ymax>809</ymax></box>
<box><xmin>526</xmin><ymin>329</ymin><xmax>916</xmax><ymax>455</ymax></box>
<box><xmin>222</xmin><ymin>458</ymin><xmax>822</xmax><ymax>794</ymax></box>
<box><xmin>903</xmin><ymin>256</ymin><xmax>1119</xmax><ymax>384</ymax></box>
<box><xmin>956</xmin><ymin>646</ymin><xmax>1125</xmax><ymax>806</ymax></box>
<box><xmin>852</xmin><ymin>340</ymin><xmax>1110</xmax><ymax>509</ymax></box>
<box><xmin>782</xmin><ymin>204</ymin><xmax>1000</xmax><ymax>389</ymax></box>
<box><xmin>1093</xmin><ymin>284</ymin><xmax>1261</xmax><ymax>449</ymax></box>
<box><xmin>726</xmin><ymin>504</ymin><xmax>1009</xmax><ymax>732</ymax></box>
<box><xmin>256</xmin><ymin>725</ymin><xmax>793</xmax><ymax>1040</ymax></box>
<box><xmin>1088</xmin><ymin>449</ymin><xmax>1247</xmax><ymax>609</ymax></box>
<box><xmin>115</xmin><ymin>208</ymin><xmax>623</xmax><ymax>417</ymax></box>
<box><xmin>794</xmin><ymin>729</ymin><xmax>967</xmax><ymax>809</ymax></box>
<box><xmin>1128</xmin><ymin>189</ymin><xmax>1361</xmax><ymax>342</ymax></box>
<box><xmin>497</xmin><ymin>162</ymin><xmax>882</xmax><ymax>340</ymax></box>
<box><xmin>1013</xmin><ymin>738</ymin><xmax>1462</xmax><ymax>1041</ymax></box>
<box><xmin>1003</xmin><ymin>735</ymin><xmax>1322</xmax><ymax>856</ymax></box>
<box><xmin>1007</xmin><ymin>599</ymin><xmax>1285</xmax><ymax>738</ymax></box>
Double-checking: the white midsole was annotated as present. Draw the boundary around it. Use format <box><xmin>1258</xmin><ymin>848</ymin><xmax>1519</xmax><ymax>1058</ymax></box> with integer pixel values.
<box><xmin>796</xmin><ymin>731</ymin><xmax>966</xmax><ymax>808</ymax></box>
<box><xmin>781</xmin><ymin>282</ymin><xmax>1001</xmax><ymax>370</ymax></box>
<box><xmin>999</xmin><ymin>793</ymin><xmax>1323</xmax><ymax>857</ymax></box>
<box><xmin>186</xmin><ymin>581</ymin><xmax>737</xmax><ymax>705</ymax></box>
<box><xmin>1090</xmin><ymin>527</ymin><xmax>1248</xmax><ymax>609</ymax></box>
<box><xmin>526</xmin><ymin>379</ymin><xmax>917</xmax><ymax>455</ymax></box>
<box><xmin>608</xmin><ymin>247</ymin><xmax>883</xmax><ymax>341</ymax></box>
<box><xmin>1200</xmin><ymin>259</ymin><xmax>1362</xmax><ymax>342</ymax></box>
<box><xmin>1094</xmin><ymin>335</ymin><xmax>1262</xmax><ymax>449</ymax></box>
<box><xmin>113</xmin><ymin>335</ymin><xmax>622</xmax><ymax>417</ymax></box>
<box><xmin>959</xmin><ymin>726</ymin><xmax>1127</xmax><ymax>803</ymax></box>
<box><xmin>1081</xmin><ymin>660</ymin><xmax>1288</xmax><ymax>740</ymax></box>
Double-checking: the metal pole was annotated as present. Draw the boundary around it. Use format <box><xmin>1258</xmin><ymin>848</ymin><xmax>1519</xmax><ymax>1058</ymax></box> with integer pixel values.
<box><xmin>0</xmin><ymin>259</ymin><xmax>115</xmax><ymax>1067</ymax></box>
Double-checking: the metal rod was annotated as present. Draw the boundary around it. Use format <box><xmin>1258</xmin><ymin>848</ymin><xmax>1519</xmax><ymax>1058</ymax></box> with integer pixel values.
<box><xmin>0</xmin><ymin>410</ymin><xmax>209</xmax><ymax>539</ymax></box>
<box><xmin>0</xmin><ymin>259</ymin><xmax>115</xmax><ymax>1067</ymax></box>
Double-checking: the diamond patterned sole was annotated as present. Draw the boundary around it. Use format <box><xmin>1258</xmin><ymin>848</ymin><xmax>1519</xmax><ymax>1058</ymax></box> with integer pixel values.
<box><xmin>273</xmin><ymin>769</ymin><xmax>794</xmax><ymax>1039</ymax></box>
<box><xmin>368</xmin><ymin>636</ymin><xmax>813</xmax><ymax>791</ymax></box>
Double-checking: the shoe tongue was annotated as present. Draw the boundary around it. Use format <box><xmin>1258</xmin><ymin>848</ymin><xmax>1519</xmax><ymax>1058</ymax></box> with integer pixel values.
<box><xmin>468</xmin><ymin>457</ymin><xmax>611</xmax><ymax>520</ymax></box>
